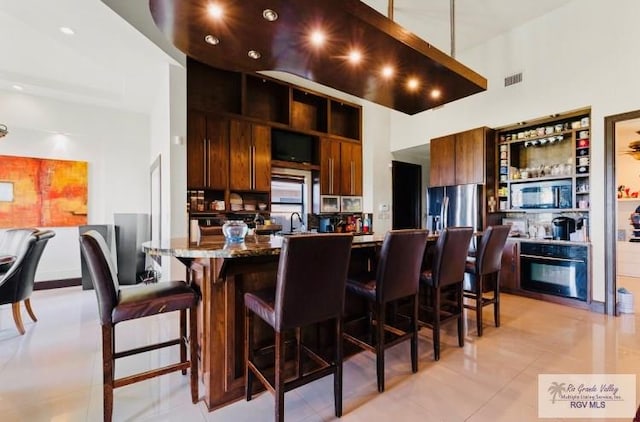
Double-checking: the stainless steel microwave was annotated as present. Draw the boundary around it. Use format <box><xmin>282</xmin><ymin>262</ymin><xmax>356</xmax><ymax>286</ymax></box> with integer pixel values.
<box><xmin>510</xmin><ymin>179</ymin><xmax>572</xmax><ymax>209</ymax></box>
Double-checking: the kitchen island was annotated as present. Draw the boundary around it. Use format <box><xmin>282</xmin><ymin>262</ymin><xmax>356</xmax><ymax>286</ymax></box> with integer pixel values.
<box><xmin>143</xmin><ymin>234</ymin><xmax>395</xmax><ymax>411</ymax></box>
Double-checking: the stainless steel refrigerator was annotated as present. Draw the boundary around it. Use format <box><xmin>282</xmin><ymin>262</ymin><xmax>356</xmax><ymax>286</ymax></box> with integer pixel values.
<box><xmin>427</xmin><ymin>184</ymin><xmax>483</xmax><ymax>234</ymax></box>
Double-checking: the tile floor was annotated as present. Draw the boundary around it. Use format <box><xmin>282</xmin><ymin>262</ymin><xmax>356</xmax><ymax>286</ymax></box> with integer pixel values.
<box><xmin>0</xmin><ymin>286</ymin><xmax>639</xmax><ymax>422</ymax></box>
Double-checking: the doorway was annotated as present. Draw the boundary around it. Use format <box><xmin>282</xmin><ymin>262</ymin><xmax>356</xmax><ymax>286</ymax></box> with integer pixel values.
<box><xmin>392</xmin><ymin>160</ymin><xmax>422</xmax><ymax>229</ymax></box>
<box><xmin>605</xmin><ymin>110</ymin><xmax>640</xmax><ymax>315</ymax></box>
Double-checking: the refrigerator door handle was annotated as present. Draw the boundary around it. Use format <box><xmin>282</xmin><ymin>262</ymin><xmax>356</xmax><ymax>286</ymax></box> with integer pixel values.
<box><xmin>441</xmin><ymin>196</ymin><xmax>449</xmax><ymax>229</ymax></box>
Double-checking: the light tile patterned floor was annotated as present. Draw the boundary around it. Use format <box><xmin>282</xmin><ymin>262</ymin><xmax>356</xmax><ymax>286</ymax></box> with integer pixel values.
<box><xmin>0</xmin><ymin>286</ymin><xmax>638</xmax><ymax>421</ymax></box>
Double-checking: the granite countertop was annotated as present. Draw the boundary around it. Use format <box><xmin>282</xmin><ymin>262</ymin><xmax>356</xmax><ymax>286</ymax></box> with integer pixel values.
<box><xmin>507</xmin><ymin>236</ymin><xmax>591</xmax><ymax>246</ymax></box>
<box><xmin>143</xmin><ymin>233</ymin><xmax>392</xmax><ymax>259</ymax></box>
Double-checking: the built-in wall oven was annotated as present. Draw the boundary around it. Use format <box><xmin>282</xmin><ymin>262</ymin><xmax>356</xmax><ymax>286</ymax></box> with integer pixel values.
<box><xmin>520</xmin><ymin>242</ymin><xmax>588</xmax><ymax>301</ymax></box>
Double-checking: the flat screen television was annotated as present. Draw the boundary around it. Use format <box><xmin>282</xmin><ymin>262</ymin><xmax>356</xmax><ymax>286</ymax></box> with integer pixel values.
<box><xmin>271</xmin><ymin>129</ymin><xmax>315</xmax><ymax>164</ymax></box>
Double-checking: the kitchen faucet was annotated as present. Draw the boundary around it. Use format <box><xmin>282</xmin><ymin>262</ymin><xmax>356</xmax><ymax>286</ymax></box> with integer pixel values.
<box><xmin>290</xmin><ymin>212</ymin><xmax>303</xmax><ymax>232</ymax></box>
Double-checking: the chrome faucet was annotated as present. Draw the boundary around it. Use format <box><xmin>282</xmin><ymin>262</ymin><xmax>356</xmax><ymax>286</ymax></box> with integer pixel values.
<box><xmin>290</xmin><ymin>212</ymin><xmax>303</xmax><ymax>232</ymax></box>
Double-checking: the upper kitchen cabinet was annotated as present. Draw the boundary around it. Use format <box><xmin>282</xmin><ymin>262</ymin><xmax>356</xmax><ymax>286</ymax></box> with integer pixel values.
<box><xmin>340</xmin><ymin>141</ymin><xmax>363</xmax><ymax>196</ymax></box>
<box><xmin>429</xmin><ymin>127</ymin><xmax>495</xmax><ymax>187</ymax></box>
<box><xmin>291</xmin><ymin>89</ymin><xmax>328</xmax><ymax>133</ymax></box>
<box><xmin>329</xmin><ymin>100</ymin><xmax>361</xmax><ymax>141</ymax></box>
<box><xmin>244</xmin><ymin>75</ymin><xmax>289</xmax><ymax>125</ymax></box>
<box><xmin>320</xmin><ymin>137</ymin><xmax>341</xmax><ymax>195</ymax></box>
<box><xmin>187</xmin><ymin>111</ymin><xmax>229</xmax><ymax>190</ymax></box>
<box><xmin>229</xmin><ymin>120</ymin><xmax>271</xmax><ymax>192</ymax></box>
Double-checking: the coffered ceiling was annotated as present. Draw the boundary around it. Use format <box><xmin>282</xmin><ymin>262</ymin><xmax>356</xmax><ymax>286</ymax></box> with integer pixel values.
<box><xmin>0</xmin><ymin>0</ymin><xmax>574</xmax><ymax>114</ymax></box>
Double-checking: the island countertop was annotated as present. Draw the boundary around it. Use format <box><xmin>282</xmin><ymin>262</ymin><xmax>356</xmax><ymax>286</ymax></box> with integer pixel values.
<box><xmin>142</xmin><ymin>233</ymin><xmax>393</xmax><ymax>259</ymax></box>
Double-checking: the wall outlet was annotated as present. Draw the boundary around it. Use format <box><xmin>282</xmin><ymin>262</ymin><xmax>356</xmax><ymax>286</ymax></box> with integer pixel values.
<box><xmin>618</xmin><ymin>229</ymin><xmax>627</xmax><ymax>241</ymax></box>
<box><xmin>378</xmin><ymin>203</ymin><xmax>389</xmax><ymax>212</ymax></box>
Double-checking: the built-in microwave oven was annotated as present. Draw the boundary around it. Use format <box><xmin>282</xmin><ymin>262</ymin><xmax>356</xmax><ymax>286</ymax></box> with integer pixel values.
<box><xmin>510</xmin><ymin>179</ymin><xmax>572</xmax><ymax>209</ymax></box>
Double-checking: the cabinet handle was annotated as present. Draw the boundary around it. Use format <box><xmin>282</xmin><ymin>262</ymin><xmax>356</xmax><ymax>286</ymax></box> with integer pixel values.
<box><xmin>203</xmin><ymin>138</ymin><xmax>208</xmax><ymax>185</ymax></box>
<box><xmin>329</xmin><ymin>158</ymin><xmax>333</xmax><ymax>194</ymax></box>
<box><xmin>351</xmin><ymin>161</ymin><xmax>355</xmax><ymax>194</ymax></box>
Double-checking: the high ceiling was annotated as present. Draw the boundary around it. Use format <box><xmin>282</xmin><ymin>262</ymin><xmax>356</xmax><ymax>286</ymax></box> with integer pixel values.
<box><xmin>0</xmin><ymin>0</ymin><xmax>574</xmax><ymax>114</ymax></box>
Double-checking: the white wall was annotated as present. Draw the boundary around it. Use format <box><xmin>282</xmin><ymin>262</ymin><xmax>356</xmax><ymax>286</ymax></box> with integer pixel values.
<box><xmin>387</xmin><ymin>0</ymin><xmax>640</xmax><ymax>303</ymax></box>
<box><xmin>0</xmin><ymin>92</ymin><xmax>150</xmax><ymax>281</ymax></box>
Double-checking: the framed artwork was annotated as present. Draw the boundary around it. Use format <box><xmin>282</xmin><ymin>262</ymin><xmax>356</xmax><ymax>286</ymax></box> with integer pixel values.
<box><xmin>320</xmin><ymin>195</ymin><xmax>340</xmax><ymax>213</ymax></box>
<box><xmin>0</xmin><ymin>155</ymin><xmax>87</xmax><ymax>228</ymax></box>
<box><xmin>341</xmin><ymin>196</ymin><xmax>363</xmax><ymax>213</ymax></box>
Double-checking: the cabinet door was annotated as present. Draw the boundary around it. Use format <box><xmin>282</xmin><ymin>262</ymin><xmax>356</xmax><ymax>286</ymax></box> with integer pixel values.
<box><xmin>455</xmin><ymin>128</ymin><xmax>485</xmax><ymax>185</ymax></box>
<box><xmin>187</xmin><ymin>111</ymin><xmax>207</xmax><ymax>188</ymax></box>
<box><xmin>429</xmin><ymin>135</ymin><xmax>456</xmax><ymax>187</ymax></box>
<box><xmin>205</xmin><ymin>116</ymin><xmax>229</xmax><ymax>190</ymax></box>
<box><xmin>320</xmin><ymin>138</ymin><xmax>341</xmax><ymax>195</ymax></box>
<box><xmin>499</xmin><ymin>240</ymin><xmax>519</xmax><ymax>291</ymax></box>
<box><xmin>229</xmin><ymin>120</ymin><xmax>253</xmax><ymax>191</ymax></box>
<box><xmin>252</xmin><ymin>124</ymin><xmax>271</xmax><ymax>192</ymax></box>
<box><xmin>340</xmin><ymin>142</ymin><xmax>363</xmax><ymax>196</ymax></box>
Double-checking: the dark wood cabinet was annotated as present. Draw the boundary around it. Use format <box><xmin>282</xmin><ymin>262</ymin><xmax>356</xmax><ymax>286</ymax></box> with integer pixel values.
<box><xmin>340</xmin><ymin>141</ymin><xmax>363</xmax><ymax>196</ymax></box>
<box><xmin>229</xmin><ymin>120</ymin><xmax>271</xmax><ymax>192</ymax></box>
<box><xmin>320</xmin><ymin>138</ymin><xmax>341</xmax><ymax>195</ymax></box>
<box><xmin>500</xmin><ymin>239</ymin><xmax>519</xmax><ymax>291</ymax></box>
<box><xmin>429</xmin><ymin>127</ymin><xmax>494</xmax><ymax>187</ymax></box>
<box><xmin>187</xmin><ymin>111</ymin><xmax>228</xmax><ymax>190</ymax></box>
<box><xmin>429</xmin><ymin>134</ymin><xmax>456</xmax><ymax>187</ymax></box>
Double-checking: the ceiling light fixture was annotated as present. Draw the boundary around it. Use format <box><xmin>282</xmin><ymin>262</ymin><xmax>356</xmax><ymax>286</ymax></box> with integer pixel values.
<box><xmin>407</xmin><ymin>78</ymin><xmax>419</xmax><ymax>91</ymax></box>
<box><xmin>204</xmin><ymin>35</ymin><xmax>220</xmax><ymax>45</ymax></box>
<box><xmin>12</xmin><ymin>85</ymin><xmax>23</xmax><ymax>91</ymax></box>
<box><xmin>247</xmin><ymin>50</ymin><xmax>261</xmax><ymax>60</ymax></box>
<box><xmin>262</xmin><ymin>9</ymin><xmax>278</xmax><ymax>22</ymax></box>
<box><xmin>348</xmin><ymin>50</ymin><xmax>362</xmax><ymax>64</ymax></box>
<box><xmin>59</xmin><ymin>26</ymin><xmax>75</xmax><ymax>35</ymax></box>
<box><xmin>207</xmin><ymin>4</ymin><xmax>223</xmax><ymax>19</ymax></box>
<box><xmin>430</xmin><ymin>89</ymin><xmax>441</xmax><ymax>99</ymax></box>
<box><xmin>310</xmin><ymin>30</ymin><xmax>325</xmax><ymax>47</ymax></box>
<box><xmin>381</xmin><ymin>66</ymin><xmax>394</xmax><ymax>79</ymax></box>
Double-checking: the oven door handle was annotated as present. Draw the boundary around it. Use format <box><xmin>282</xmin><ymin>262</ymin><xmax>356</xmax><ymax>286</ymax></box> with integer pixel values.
<box><xmin>520</xmin><ymin>253</ymin><xmax>585</xmax><ymax>264</ymax></box>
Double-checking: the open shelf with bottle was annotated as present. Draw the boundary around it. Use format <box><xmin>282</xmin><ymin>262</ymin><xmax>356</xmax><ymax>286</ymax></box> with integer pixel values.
<box><xmin>495</xmin><ymin>108</ymin><xmax>591</xmax><ymax>213</ymax></box>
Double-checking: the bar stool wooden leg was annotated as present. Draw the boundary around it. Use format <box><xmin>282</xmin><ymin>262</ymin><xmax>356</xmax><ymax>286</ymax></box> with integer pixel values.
<box><xmin>275</xmin><ymin>331</ymin><xmax>285</xmax><ymax>422</ymax></box>
<box><xmin>376</xmin><ymin>303</ymin><xmax>385</xmax><ymax>392</ymax></box>
<box><xmin>11</xmin><ymin>302</ymin><xmax>25</xmax><ymax>335</ymax></box>
<box><xmin>180</xmin><ymin>309</ymin><xmax>187</xmax><ymax>374</ymax></box>
<box><xmin>476</xmin><ymin>275</ymin><xmax>484</xmax><ymax>337</ymax></box>
<box><xmin>494</xmin><ymin>273</ymin><xmax>501</xmax><ymax>327</ymax></box>
<box><xmin>25</xmin><ymin>298</ymin><xmax>38</xmax><ymax>322</ymax></box>
<box><xmin>245</xmin><ymin>308</ymin><xmax>254</xmax><ymax>401</ymax></box>
<box><xmin>411</xmin><ymin>294</ymin><xmax>418</xmax><ymax>373</ymax></box>
<box><xmin>457</xmin><ymin>284</ymin><xmax>464</xmax><ymax>347</ymax></box>
<box><xmin>334</xmin><ymin>317</ymin><xmax>343</xmax><ymax>417</ymax></box>
<box><xmin>433</xmin><ymin>286</ymin><xmax>441</xmax><ymax>361</ymax></box>
<box><xmin>102</xmin><ymin>325</ymin><xmax>114</xmax><ymax>422</ymax></box>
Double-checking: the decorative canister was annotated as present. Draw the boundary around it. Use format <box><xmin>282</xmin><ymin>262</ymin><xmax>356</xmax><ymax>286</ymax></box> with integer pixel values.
<box><xmin>222</xmin><ymin>220</ymin><xmax>248</xmax><ymax>243</ymax></box>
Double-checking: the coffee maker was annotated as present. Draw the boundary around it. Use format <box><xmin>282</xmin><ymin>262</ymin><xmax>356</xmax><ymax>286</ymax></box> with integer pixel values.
<box><xmin>552</xmin><ymin>216</ymin><xmax>576</xmax><ymax>240</ymax></box>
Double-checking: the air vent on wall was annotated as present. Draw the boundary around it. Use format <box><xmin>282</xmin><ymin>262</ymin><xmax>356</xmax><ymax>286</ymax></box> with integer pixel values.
<box><xmin>504</xmin><ymin>72</ymin><xmax>523</xmax><ymax>87</ymax></box>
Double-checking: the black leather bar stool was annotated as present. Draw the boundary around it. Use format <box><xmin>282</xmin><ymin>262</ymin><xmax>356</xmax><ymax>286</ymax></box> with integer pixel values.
<box><xmin>343</xmin><ymin>229</ymin><xmax>428</xmax><ymax>393</ymax></box>
<box><xmin>463</xmin><ymin>225</ymin><xmax>510</xmax><ymax>336</ymax></box>
<box><xmin>419</xmin><ymin>227</ymin><xmax>473</xmax><ymax>361</ymax></box>
<box><xmin>79</xmin><ymin>231</ymin><xmax>199</xmax><ymax>422</ymax></box>
<box><xmin>244</xmin><ymin>234</ymin><xmax>353</xmax><ymax>422</ymax></box>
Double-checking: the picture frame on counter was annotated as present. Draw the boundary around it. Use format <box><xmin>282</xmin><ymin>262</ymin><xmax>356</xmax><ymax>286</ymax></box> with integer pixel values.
<box><xmin>341</xmin><ymin>196</ymin><xmax>363</xmax><ymax>213</ymax></box>
<box><xmin>319</xmin><ymin>195</ymin><xmax>340</xmax><ymax>213</ymax></box>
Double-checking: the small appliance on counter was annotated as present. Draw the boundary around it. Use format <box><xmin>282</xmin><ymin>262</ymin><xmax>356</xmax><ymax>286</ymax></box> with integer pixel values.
<box><xmin>630</xmin><ymin>205</ymin><xmax>640</xmax><ymax>242</ymax></box>
<box><xmin>552</xmin><ymin>216</ymin><xmax>576</xmax><ymax>240</ymax></box>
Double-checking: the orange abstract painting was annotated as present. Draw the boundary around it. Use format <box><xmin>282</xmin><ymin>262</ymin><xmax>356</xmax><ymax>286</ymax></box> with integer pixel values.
<box><xmin>0</xmin><ymin>155</ymin><xmax>88</xmax><ymax>228</ymax></box>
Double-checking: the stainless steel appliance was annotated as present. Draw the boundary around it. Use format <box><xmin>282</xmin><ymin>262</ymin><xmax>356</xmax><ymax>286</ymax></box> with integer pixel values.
<box><xmin>510</xmin><ymin>179</ymin><xmax>572</xmax><ymax>209</ymax></box>
<box><xmin>427</xmin><ymin>184</ymin><xmax>483</xmax><ymax>233</ymax></box>
<box><xmin>520</xmin><ymin>242</ymin><xmax>588</xmax><ymax>301</ymax></box>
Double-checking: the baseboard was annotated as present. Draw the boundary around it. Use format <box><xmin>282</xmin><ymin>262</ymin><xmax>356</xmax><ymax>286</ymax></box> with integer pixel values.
<box><xmin>34</xmin><ymin>278</ymin><xmax>81</xmax><ymax>291</ymax></box>
<box><xmin>589</xmin><ymin>300</ymin><xmax>606</xmax><ymax>314</ymax></box>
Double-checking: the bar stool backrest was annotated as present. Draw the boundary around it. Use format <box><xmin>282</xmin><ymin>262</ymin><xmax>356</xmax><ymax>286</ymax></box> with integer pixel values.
<box><xmin>476</xmin><ymin>225</ymin><xmax>510</xmax><ymax>276</ymax></box>
<box><xmin>431</xmin><ymin>227</ymin><xmax>473</xmax><ymax>287</ymax></box>
<box><xmin>375</xmin><ymin>229</ymin><xmax>429</xmax><ymax>303</ymax></box>
<box><xmin>275</xmin><ymin>234</ymin><xmax>353</xmax><ymax>331</ymax></box>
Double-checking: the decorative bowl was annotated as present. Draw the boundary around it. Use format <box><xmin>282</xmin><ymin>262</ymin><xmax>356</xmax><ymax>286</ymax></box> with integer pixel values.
<box><xmin>222</xmin><ymin>220</ymin><xmax>248</xmax><ymax>243</ymax></box>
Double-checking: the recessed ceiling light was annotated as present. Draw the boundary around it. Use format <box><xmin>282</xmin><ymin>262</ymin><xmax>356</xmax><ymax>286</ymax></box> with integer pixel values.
<box><xmin>262</xmin><ymin>9</ymin><xmax>278</xmax><ymax>22</ymax></box>
<box><xmin>310</xmin><ymin>30</ymin><xmax>325</xmax><ymax>47</ymax></box>
<box><xmin>248</xmin><ymin>50</ymin><xmax>261</xmax><ymax>60</ymax></box>
<box><xmin>381</xmin><ymin>66</ymin><xmax>394</xmax><ymax>79</ymax></box>
<box><xmin>348</xmin><ymin>50</ymin><xmax>362</xmax><ymax>64</ymax></box>
<box><xmin>204</xmin><ymin>35</ymin><xmax>220</xmax><ymax>45</ymax></box>
<box><xmin>12</xmin><ymin>85</ymin><xmax>23</xmax><ymax>91</ymax></box>
<box><xmin>407</xmin><ymin>78</ymin><xmax>420</xmax><ymax>91</ymax></box>
<box><xmin>207</xmin><ymin>4</ymin><xmax>223</xmax><ymax>19</ymax></box>
<box><xmin>430</xmin><ymin>89</ymin><xmax>441</xmax><ymax>99</ymax></box>
<box><xmin>59</xmin><ymin>26</ymin><xmax>75</xmax><ymax>35</ymax></box>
